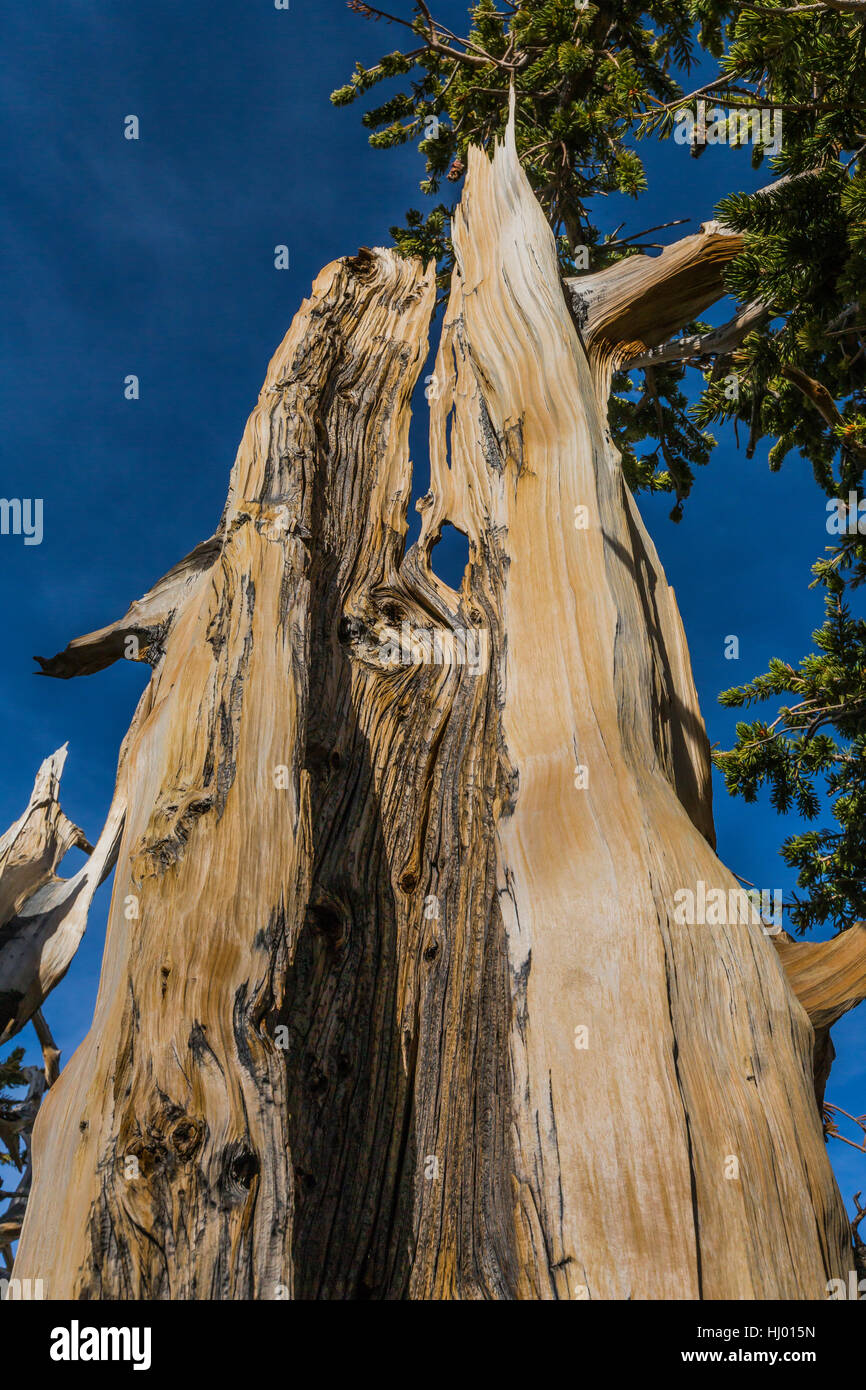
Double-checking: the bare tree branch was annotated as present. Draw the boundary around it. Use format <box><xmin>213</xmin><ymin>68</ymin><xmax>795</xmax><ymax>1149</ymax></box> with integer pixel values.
<box><xmin>0</xmin><ymin>746</ymin><xmax>124</xmax><ymax>1046</ymax></box>
<box><xmin>625</xmin><ymin>299</ymin><xmax>769</xmax><ymax>369</ymax></box>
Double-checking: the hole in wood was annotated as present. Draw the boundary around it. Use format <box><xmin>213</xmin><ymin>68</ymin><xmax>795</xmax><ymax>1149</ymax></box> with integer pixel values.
<box><xmin>228</xmin><ymin>1149</ymin><xmax>259</xmax><ymax>1191</ymax></box>
<box><xmin>429</xmin><ymin>522</ymin><xmax>470</xmax><ymax>590</ymax></box>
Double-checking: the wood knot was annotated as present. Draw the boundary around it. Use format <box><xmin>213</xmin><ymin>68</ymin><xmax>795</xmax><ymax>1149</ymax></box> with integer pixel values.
<box><xmin>308</xmin><ymin>900</ymin><xmax>347</xmax><ymax>953</ymax></box>
<box><xmin>169</xmin><ymin>1117</ymin><xmax>203</xmax><ymax>1161</ymax></box>
<box><xmin>337</xmin><ymin>615</ymin><xmax>367</xmax><ymax>646</ymax></box>
<box><xmin>124</xmin><ymin>1138</ymin><xmax>163</xmax><ymax>1180</ymax></box>
<box><xmin>294</xmin><ymin>1166</ymin><xmax>316</xmax><ymax>1194</ymax></box>
<box><xmin>308</xmin><ymin>1064</ymin><xmax>328</xmax><ymax>1098</ymax></box>
<box><xmin>345</xmin><ymin>247</ymin><xmax>377</xmax><ymax>280</ymax></box>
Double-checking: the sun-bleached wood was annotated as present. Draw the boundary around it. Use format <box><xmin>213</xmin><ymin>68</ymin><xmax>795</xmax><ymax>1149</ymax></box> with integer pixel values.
<box><xmin>775</xmin><ymin>923</ymin><xmax>866</xmax><ymax>1033</ymax></box>
<box><xmin>0</xmin><ymin>745</ymin><xmax>120</xmax><ymax>1047</ymax></box>
<box><xmin>566</xmin><ymin>220</ymin><xmax>744</xmax><ymax>379</ymax></box>
<box><xmin>13</xmin><ymin>109</ymin><xmax>859</xmax><ymax>1299</ymax></box>
<box><xmin>773</xmin><ymin>924</ymin><xmax>866</xmax><ymax>1107</ymax></box>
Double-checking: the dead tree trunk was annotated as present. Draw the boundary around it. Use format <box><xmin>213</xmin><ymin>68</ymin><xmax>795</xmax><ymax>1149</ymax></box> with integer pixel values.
<box><xmin>12</xmin><ymin>112</ymin><xmax>862</xmax><ymax>1299</ymax></box>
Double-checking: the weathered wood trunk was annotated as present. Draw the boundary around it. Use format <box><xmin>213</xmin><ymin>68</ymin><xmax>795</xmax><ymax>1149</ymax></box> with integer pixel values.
<box><xmin>12</xmin><ymin>115</ymin><xmax>856</xmax><ymax>1299</ymax></box>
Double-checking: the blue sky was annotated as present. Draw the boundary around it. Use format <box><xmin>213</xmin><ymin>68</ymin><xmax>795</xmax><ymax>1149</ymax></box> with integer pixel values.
<box><xmin>2</xmin><ymin>1</ymin><xmax>863</xmax><ymax>1220</ymax></box>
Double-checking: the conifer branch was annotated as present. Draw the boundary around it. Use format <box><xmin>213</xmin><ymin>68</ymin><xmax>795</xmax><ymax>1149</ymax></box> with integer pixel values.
<box><xmin>346</xmin><ymin>1</ymin><xmax>520</xmax><ymax>70</ymax></box>
<box><xmin>781</xmin><ymin>364</ymin><xmax>866</xmax><ymax>461</ymax></box>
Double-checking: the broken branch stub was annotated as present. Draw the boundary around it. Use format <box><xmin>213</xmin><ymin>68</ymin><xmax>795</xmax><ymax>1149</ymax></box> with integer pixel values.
<box><xmin>773</xmin><ymin>924</ymin><xmax>866</xmax><ymax>1105</ymax></box>
<box><xmin>0</xmin><ymin>745</ymin><xmax>119</xmax><ymax>1046</ymax></box>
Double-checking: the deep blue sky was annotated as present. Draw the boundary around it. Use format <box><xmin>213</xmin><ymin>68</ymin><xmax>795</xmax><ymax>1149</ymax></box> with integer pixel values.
<box><xmin>2</xmin><ymin>1</ymin><xmax>863</xmax><ymax>1215</ymax></box>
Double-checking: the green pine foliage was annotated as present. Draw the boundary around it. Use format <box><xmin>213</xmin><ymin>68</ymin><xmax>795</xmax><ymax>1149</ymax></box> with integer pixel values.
<box><xmin>334</xmin><ymin>1</ymin><xmax>694</xmax><ymax>271</ymax></box>
<box><xmin>335</xmin><ymin>0</ymin><xmax>712</xmax><ymax>510</ymax></box>
<box><xmin>611</xmin><ymin>346</ymin><xmax>717</xmax><ymax>511</ymax></box>
<box><xmin>337</xmin><ymin>0</ymin><xmax>866</xmax><ymax>934</ymax></box>
<box><xmin>716</xmin><ymin>582</ymin><xmax>866</xmax><ymax>934</ymax></box>
<box><xmin>700</xmin><ymin>2</ymin><xmax>866</xmax><ymax>937</ymax></box>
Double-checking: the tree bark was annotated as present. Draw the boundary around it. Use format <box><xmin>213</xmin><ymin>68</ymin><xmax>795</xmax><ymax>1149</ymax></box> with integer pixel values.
<box><xmin>12</xmin><ymin>109</ymin><xmax>857</xmax><ymax>1300</ymax></box>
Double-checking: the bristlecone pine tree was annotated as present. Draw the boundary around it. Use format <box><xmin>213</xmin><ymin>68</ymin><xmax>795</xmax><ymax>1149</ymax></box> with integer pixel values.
<box><xmin>3</xmin><ymin>0</ymin><xmax>866</xmax><ymax>1299</ymax></box>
